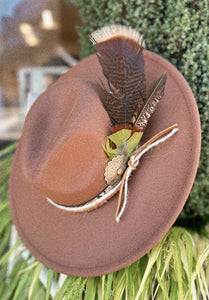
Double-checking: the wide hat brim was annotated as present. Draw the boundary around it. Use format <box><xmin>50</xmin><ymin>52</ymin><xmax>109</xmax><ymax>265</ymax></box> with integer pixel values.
<box><xmin>9</xmin><ymin>51</ymin><xmax>201</xmax><ymax>277</ymax></box>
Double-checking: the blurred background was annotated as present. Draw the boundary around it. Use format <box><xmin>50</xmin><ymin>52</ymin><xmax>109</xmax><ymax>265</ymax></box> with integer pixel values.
<box><xmin>0</xmin><ymin>0</ymin><xmax>81</xmax><ymax>149</ymax></box>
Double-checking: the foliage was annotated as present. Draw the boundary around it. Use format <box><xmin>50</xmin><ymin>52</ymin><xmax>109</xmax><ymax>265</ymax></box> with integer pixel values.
<box><xmin>74</xmin><ymin>0</ymin><xmax>209</xmax><ymax>220</ymax></box>
<box><xmin>0</xmin><ymin>144</ymin><xmax>209</xmax><ymax>299</ymax></box>
<box><xmin>0</xmin><ymin>142</ymin><xmax>17</xmax><ymax>261</ymax></box>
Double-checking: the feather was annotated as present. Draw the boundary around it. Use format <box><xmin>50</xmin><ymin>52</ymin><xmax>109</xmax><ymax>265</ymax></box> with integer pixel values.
<box><xmin>134</xmin><ymin>73</ymin><xmax>167</xmax><ymax>129</ymax></box>
<box><xmin>90</xmin><ymin>24</ymin><xmax>146</xmax><ymax>126</ymax></box>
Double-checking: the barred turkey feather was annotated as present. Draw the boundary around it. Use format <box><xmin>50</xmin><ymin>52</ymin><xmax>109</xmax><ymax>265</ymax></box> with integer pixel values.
<box><xmin>97</xmin><ymin>81</ymin><xmax>122</xmax><ymax>125</ymax></box>
<box><xmin>134</xmin><ymin>73</ymin><xmax>167</xmax><ymax>129</ymax></box>
<box><xmin>90</xmin><ymin>24</ymin><xmax>146</xmax><ymax>126</ymax></box>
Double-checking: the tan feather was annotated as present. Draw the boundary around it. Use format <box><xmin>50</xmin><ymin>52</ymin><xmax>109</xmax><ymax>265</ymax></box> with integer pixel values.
<box><xmin>134</xmin><ymin>73</ymin><xmax>167</xmax><ymax>129</ymax></box>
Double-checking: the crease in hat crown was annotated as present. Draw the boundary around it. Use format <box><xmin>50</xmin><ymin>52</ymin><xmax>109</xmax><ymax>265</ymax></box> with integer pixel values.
<box><xmin>19</xmin><ymin>78</ymin><xmax>110</xmax><ymax>207</ymax></box>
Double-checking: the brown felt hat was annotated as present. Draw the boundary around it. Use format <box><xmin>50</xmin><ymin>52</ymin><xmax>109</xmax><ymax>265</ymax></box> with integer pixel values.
<box><xmin>9</xmin><ymin>50</ymin><xmax>201</xmax><ymax>277</ymax></box>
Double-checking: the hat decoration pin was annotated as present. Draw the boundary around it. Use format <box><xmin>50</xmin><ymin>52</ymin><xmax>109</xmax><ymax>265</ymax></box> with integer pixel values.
<box><xmin>47</xmin><ymin>25</ymin><xmax>179</xmax><ymax>222</ymax></box>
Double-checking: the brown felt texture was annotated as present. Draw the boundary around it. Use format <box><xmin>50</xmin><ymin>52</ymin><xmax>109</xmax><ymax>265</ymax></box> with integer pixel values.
<box><xmin>19</xmin><ymin>79</ymin><xmax>109</xmax><ymax>205</ymax></box>
<box><xmin>9</xmin><ymin>51</ymin><xmax>201</xmax><ymax>277</ymax></box>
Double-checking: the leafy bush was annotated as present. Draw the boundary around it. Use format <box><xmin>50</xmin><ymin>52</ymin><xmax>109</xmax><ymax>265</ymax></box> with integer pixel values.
<box><xmin>74</xmin><ymin>0</ymin><xmax>209</xmax><ymax>220</ymax></box>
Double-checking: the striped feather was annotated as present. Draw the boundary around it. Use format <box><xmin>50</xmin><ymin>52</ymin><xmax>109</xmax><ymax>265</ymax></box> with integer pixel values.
<box><xmin>134</xmin><ymin>73</ymin><xmax>167</xmax><ymax>129</ymax></box>
<box><xmin>90</xmin><ymin>25</ymin><xmax>146</xmax><ymax>126</ymax></box>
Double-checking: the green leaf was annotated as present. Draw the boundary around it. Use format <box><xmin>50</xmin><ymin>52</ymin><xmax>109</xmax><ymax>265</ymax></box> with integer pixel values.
<box><xmin>108</xmin><ymin>129</ymin><xmax>132</xmax><ymax>148</ymax></box>
<box><xmin>84</xmin><ymin>277</ymin><xmax>97</xmax><ymax>300</ymax></box>
<box><xmin>0</xmin><ymin>274</ymin><xmax>19</xmax><ymax>300</ymax></box>
<box><xmin>196</xmin><ymin>244</ymin><xmax>209</xmax><ymax>299</ymax></box>
<box><xmin>0</xmin><ymin>200</ymin><xmax>9</xmax><ymax>213</ymax></box>
<box><xmin>17</xmin><ymin>261</ymin><xmax>39</xmax><ymax>275</ymax></box>
<box><xmin>0</xmin><ymin>227</ymin><xmax>11</xmax><ymax>256</ymax></box>
<box><xmin>111</xmin><ymin>270</ymin><xmax>126</xmax><ymax>299</ymax></box>
<box><xmin>28</xmin><ymin>263</ymin><xmax>43</xmax><ymax>300</ymax></box>
<box><xmin>97</xmin><ymin>275</ymin><xmax>105</xmax><ymax>300</ymax></box>
<box><xmin>53</xmin><ymin>277</ymin><xmax>77</xmax><ymax>300</ymax></box>
<box><xmin>169</xmin><ymin>278</ymin><xmax>178</xmax><ymax>300</ymax></box>
<box><xmin>0</xmin><ymin>239</ymin><xmax>22</xmax><ymax>266</ymax></box>
<box><xmin>45</xmin><ymin>269</ymin><xmax>54</xmax><ymax>300</ymax></box>
<box><xmin>155</xmin><ymin>249</ymin><xmax>173</xmax><ymax>299</ymax></box>
<box><xmin>172</xmin><ymin>232</ymin><xmax>184</xmax><ymax>300</ymax></box>
<box><xmin>126</xmin><ymin>262</ymin><xmax>138</xmax><ymax>299</ymax></box>
<box><xmin>135</xmin><ymin>236</ymin><xmax>165</xmax><ymax>300</ymax></box>
<box><xmin>13</xmin><ymin>271</ymin><xmax>31</xmax><ymax>300</ymax></box>
<box><xmin>126</xmin><ymin>131</ymin><xmax>143</xmax><ymax>154</ymax></box>
<box><xmin>64</xmin><ymin>277</ymin><xmax>87</xmax><ymax>300</ymax></box>
<box><xmin>113</xmin><ymin>274</ymin><xmax>126</xmax><ymax>300</ymax></box>
<box><xmin>105</xmin><ymin>273</ymin><xmax>113</xmax><ymax>300</ymax></box>
<box><xmin>104</xmin><ymin>129</ymin><xmax>143</xmax><ymax>159</ymax></box>
<box><xmin>0</xmin><ymin>210</ymin><xmax>11</xmax><ymax>235</ymax></box>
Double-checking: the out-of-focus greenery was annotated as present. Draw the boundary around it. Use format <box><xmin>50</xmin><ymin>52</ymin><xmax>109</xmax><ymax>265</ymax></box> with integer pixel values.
<box><xmin>74</xmin><ymin>0</ymin><xmax>209</xmax><ymax>220</ymax></box>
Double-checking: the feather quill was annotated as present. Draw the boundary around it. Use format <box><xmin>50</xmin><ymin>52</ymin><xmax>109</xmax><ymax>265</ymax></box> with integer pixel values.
<box><xmin>134</xmin><ymin>73</ymin><xmax>167</xmax><ymax>129</ymax></box>
<box><xmin>90</xmin><ymin>25</ymin><xmax>146</xmax><ymax>126</ymax></box>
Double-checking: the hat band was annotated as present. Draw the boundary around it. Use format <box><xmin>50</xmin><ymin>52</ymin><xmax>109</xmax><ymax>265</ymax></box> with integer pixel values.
<box><xmin>47</xmin><ymin>124</ymin><xmax>179</xmax><ymax>222</ymax></box>
<box><xmin>47</xmin><ymin>181</ymin><xmax>121</xmax><ymax>212</ymax></box>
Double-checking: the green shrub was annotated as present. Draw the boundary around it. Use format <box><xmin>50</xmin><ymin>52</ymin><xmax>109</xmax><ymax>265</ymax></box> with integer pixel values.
<box><xmin>74</xmin><ymin>0</ymin><xmax>209</xmax><ymax>220</ymax></box>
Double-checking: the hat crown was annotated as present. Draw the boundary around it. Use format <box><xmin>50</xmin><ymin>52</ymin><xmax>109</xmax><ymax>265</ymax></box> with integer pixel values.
<box><xmin>20</xmin><ymin>78</ymin><xmax>110</xmax><ymax>206</ymax></box>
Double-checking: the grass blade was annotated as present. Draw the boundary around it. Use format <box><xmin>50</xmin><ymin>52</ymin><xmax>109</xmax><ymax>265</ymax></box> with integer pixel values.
<box><xmin>53</xmin><ymin>276</ymin><xmax>72</xmax><ymax>300</ymax></box>
<box><xmin>84</xmin><ymin>277</ymin><xmax>97</xmax><ymax>300</ymax></box>
<box><xmin>105</xmin><ymin>273</ymin><xmax>113</xmax><ymax>300</ymax></box>
<box><xmin>28</xmin><ymin>263</ymin><xmax>43</xmax><ymax>300</ymax></box>
<box><xmin>13</xmin><ymin>271</ymin><xmax>31</xmax><ymax>300</ymax></box>
<box><xmin>0</xmin><ymin>239</ymin><xmax>22</xmax><ymax>266</ymax></box>
<box><xmin>45</xmin><ymin>269</ymin><xmax>54</xmax><ymax>300</ymax></box>
<box><xmin>135</xmin><ymin>236</ymin><xmax>165</xmax><ymax>300</ymax></box>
